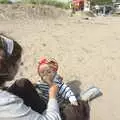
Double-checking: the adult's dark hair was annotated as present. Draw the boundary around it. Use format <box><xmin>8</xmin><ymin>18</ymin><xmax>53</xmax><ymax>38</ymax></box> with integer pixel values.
<box><xmin>61</xmin><ymin>100</ymin><xmax>90</xmax><ymax>120</ymax></box>
<box><xmin>0</xmin><ymin>34</ymin><xmax>22</xmax><ymax>85</ymax></box>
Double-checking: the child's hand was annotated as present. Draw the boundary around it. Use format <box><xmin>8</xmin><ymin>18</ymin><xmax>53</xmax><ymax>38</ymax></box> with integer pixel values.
<box><xmin>49</xmin><ymin>84</ymin><xmax>58</xmax><ymax>98</ymax></box>
<box><xmin>71</xmin><ymin>101</ymin><xmax>78</xmax><ymax>106</ymax></box>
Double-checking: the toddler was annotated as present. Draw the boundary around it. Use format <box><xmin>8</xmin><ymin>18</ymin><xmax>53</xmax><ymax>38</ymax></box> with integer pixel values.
<box><xmin>35</xmin><ymin>57</ymin><xmax>78</xmax><ymax>105</ymax></box>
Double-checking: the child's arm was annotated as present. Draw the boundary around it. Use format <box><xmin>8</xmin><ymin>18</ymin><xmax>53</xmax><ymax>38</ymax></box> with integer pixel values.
<box><xmin>59</xmin><ymin>83</ymin><xmax>78</xmax><ymax>105</ymax></box>
<box><xmin>53</xmin><ymin>75</ymin><xmax>78</xmax><ymax>105</ymax></box>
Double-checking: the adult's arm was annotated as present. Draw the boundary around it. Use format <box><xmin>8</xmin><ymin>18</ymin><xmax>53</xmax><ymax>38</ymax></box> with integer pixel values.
<box><xmin>25</xmin><ymin>84</ymin><xmax>61</xmax><ymax>120</ymax></box>
<box><xmin>28</xmin><ymin>98</ymin><xmax>61</xmax><ymax>120</ymax></box>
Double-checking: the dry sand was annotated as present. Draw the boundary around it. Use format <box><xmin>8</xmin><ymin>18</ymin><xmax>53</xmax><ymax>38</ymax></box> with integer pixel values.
<box><xmin>0</xmin><ymin>4</ymin><xmax>120</xmax><ymax>120</ymax></box>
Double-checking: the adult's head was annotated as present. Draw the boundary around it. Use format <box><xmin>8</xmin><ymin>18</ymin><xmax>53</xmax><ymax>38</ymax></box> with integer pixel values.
<box><xmin>61</xmin><ymin>101</ymin><xmax>90</xmax><ymax>120</ymax></box>
<box><xmin>0</xmin><ymin>34</ymin><xmax>22</xmax><ymax>86</ymax></box>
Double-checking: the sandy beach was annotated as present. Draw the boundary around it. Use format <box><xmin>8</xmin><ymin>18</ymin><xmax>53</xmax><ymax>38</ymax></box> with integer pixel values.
<box><xmin>0</xmin><ymin>4</ymin><xmax>120</xmax><ymax>120</ymax></box>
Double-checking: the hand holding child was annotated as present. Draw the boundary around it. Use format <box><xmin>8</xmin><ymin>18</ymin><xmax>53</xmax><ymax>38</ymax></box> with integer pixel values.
<box><xmin>49</xmin><ymin>84</ymin><xmax>58</xmax><ymax>99</ymax></box>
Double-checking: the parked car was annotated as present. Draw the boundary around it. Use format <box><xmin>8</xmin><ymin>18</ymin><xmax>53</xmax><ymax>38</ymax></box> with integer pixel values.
<box><xmin>113</xmin><ymin>3</ymin><xmax>120</xmax><ymax>13</ymax></box>
<box><xmin>92</xmin><ymin>5</ymin><xmax>113</xmax><ymax>16</ymax></box>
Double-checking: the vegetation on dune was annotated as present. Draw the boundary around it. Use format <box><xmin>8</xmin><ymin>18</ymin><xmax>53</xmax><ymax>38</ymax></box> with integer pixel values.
<box><xmin>0</xmin><ymin>0</ymin><xmax>116</xmax><ymax>8</ymax></box>
<box><xmin>0</xmin><ymin>0</ymin><xmax>9</xmax><ymax>4</ymax></box>
<box><xmin>0</xmin><ymin>0</ymin><xmax>69</xmax><ymax>9</ymax></box>
<box><xmin>22</xmin><ymin>0</ymin><xmax>70</xmax><ymax>9</ymax></box>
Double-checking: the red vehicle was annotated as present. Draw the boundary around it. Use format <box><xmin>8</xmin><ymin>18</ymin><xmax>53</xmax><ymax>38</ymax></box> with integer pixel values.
<box><xmin>71</xmin><ymin>0</ymin><xmax>84</xmax><ymax>11</ymax></box>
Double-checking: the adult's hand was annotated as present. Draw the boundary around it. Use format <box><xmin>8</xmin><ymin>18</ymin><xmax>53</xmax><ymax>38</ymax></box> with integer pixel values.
<box><xmin>49</xmin><ymin>84</ymin><xmax>58</xmax><ymax>99</ymax></box>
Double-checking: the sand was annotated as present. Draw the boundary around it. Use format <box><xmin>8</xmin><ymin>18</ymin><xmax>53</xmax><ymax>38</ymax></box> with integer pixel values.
<box><xmin>0</xmin><ymin>4</ymin><xmax>120</xmax><ymax>120</ymax></box>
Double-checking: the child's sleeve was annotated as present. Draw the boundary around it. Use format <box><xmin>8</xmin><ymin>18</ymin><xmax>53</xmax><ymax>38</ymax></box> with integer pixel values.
<box><xmin>58</xmin><ymin>83</ymin><xmax>77</xmax><ymax>104</ymax></box>
<box><xmin>53</xmin><ymin>74</ymin><xmax>78</xmax><ymax>104</ymax></box>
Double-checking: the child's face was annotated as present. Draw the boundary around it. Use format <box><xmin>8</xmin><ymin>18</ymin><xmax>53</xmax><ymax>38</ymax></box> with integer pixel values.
<box><xmin>38</xmin><ymin>64</ymin><xmax>55</xmax><ymax>86</ymax></box>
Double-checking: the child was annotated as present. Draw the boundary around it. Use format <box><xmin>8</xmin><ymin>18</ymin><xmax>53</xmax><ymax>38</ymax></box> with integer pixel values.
<box><xmin>35</xmin><ymin>57</ymin><xmax>78</xmax><ymax>106</ymax></box>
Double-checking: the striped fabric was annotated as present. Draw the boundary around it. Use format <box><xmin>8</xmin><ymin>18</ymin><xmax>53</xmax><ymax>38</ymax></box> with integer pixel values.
<box><xmin>35</xmin><ymin>74</ymin><xmax>77</xmax><ymax>104</ymax></box>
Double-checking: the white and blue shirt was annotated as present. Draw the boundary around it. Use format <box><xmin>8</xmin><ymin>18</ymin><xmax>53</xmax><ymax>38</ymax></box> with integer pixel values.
<box><xmin>35</xmin><ymin>74</ymin><xmax>77</xmax><ymax>104</ymax></box>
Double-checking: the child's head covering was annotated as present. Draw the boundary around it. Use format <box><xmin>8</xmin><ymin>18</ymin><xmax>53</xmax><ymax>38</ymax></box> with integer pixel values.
<box><xmin>38</xmin><ymin>57</ymin><xmax>58</xmax><ymax>73</ymax></box>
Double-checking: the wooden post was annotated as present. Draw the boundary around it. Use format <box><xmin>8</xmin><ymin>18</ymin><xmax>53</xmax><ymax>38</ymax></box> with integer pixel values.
<box><xmin>84</xmin><ymin>0</ymin><xmax>90</xmax><ymax>11</ymax></box>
